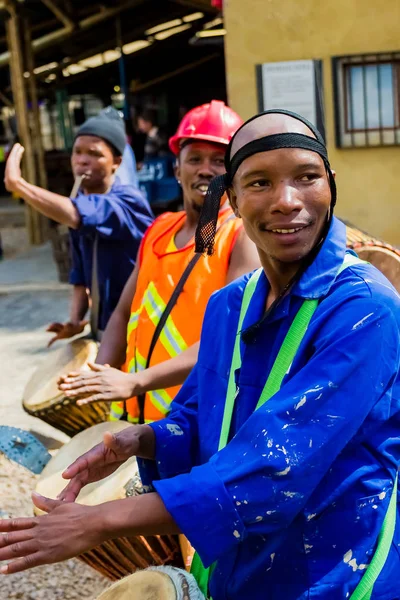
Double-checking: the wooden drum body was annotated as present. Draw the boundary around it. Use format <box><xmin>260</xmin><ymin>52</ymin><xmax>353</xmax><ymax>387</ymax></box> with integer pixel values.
<box><xmin>34</xmin><ymin>422</ymin><xmax>183</xmax><ymax>581</ymax></box>
<box><xmin>345</xmin><ymin>223</ymin><xmax>400</xmax><ymax>292</ymax></box>
<box><xmin>22</xmin><ymin>338</ymin><xmax>109</xmax><ymax>437</ymax></box>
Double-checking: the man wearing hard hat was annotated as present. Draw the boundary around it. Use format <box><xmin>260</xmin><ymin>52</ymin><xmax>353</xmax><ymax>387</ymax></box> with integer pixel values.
<box><xmin>58</xmin><ymin>100</ymin><xmax>259</xmax><ymax>426</ymax></box>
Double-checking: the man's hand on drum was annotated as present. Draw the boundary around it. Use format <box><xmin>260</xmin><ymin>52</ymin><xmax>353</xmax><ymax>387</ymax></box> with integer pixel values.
<box><xmin>0</xmin><ymin>494</ymin><xmax>104</xmax><ymax>574</ymax></box>
<box><xmin>47</xmin><ymin>320</ymin><xmax>89</xmax><ymax>348</ymax></box>
<box><xmin>58</xmin><ymin>428</ymin><xmax>144</xmax><ymax>502</ymax></box>
<box><xmin>58</xmin><ymin>362</ymin><xmax>139</xmax><ymax>404</ymax></box>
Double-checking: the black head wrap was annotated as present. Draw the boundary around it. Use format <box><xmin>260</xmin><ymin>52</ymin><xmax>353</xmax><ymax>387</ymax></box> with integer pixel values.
<box><xmin>195</xmin><ymin>109</ymin><xmax>336</xmax><ymax>255</ymax></box>
<box><xmin>194</xmin><ymin>109</ymin><xmax>337</xmax><ymax>343</ymax></box>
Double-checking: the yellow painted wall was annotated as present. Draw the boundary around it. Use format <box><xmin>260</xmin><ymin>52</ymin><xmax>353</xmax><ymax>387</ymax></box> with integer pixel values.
<box><xmin>224</xmin><ymin>0</ymin><xmax>400</xmax><ymax>245</ymax></box>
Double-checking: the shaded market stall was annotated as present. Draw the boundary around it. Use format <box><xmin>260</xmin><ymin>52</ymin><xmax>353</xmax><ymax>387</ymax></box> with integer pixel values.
<box><xmin>0</xmin><ymin>0</ymin><xmax>226</xmax><ymax>243</ymax></box>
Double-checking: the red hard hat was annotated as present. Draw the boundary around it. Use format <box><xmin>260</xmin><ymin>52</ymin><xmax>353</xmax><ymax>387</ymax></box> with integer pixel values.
<box><xmin>169</xmin><ymin>100</ymin><xmax>243</xmax><ymax>155</ymax></box>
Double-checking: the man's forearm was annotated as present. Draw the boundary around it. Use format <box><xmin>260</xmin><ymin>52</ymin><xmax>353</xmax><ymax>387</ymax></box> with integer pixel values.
<box><xmin>70</xmin><ymin>285</ymin><xmax>89</xmax><ymax>323</ymax></box>
<box><xmin>136</xmin><ymin>424</ymin><xmax>156</xmax><ymax>460</ymax></box>
<box><xmin>133</xmin><ymin>342</ymin><xmax>199</xmax><ymax>395</ymax></box>
<box><xmin>96</xmin><ymin>310</ymin><xmax>129</xmax><ymax>367</ymax></box>
<box><xmin>101</xmin><ymin>493</ymin><xmax>180</xmax><ymax>540</ymax></box>
<box><xmin>15</xmin><ymin>179</ymin><xmax>80</xmax><ymax>228</ymax></box>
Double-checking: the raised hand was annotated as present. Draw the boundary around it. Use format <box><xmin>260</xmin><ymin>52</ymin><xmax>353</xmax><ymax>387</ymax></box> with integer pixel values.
<box><xmin>4</xmin><ymin>143</ymin><xmax>24</xmax><ymax>193</ymax></box>
<box><xmin>58</xmin><ymin>428</ymin><xmax>141</xmax><ymax>503</ymax></box>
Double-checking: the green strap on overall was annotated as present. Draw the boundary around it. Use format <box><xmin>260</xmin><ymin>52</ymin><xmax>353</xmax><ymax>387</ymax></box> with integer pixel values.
<box><xmin>191</xmin><ymin>254</ymin><xmax>397</xmax><ymax>599</ymax></box>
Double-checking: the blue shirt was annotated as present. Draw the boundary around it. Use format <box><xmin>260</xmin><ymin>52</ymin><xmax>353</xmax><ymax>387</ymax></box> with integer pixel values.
<box><xmin>143</xmin><ymin>217</ymin><xmax>400</xmax><ymax>600</ymax></box>
<box><xmin>69</xmin><ymin>177</ymin><xmax>154</xmax><ymax>330</ymax></box>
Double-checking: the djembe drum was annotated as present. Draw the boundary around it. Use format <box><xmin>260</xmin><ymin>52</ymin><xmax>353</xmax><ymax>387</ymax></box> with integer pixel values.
<box><xmin>34</xmin><ymin>421</ymin><xmax>183</xmax><ymax>581</ymax></box>
<box><xmin>345</xmin><ymin>223</ymin><xmax>400</xmax><ymax>292</ymax></box>
<box><xmin>95</xmin><ymin>567</ymin><xmax>204</xmax><ymax>600</ymax></box>
<box><xmin>22</xmin><ymin>338</ymin><xmax>109</xmax><ymax>437</ymax></box>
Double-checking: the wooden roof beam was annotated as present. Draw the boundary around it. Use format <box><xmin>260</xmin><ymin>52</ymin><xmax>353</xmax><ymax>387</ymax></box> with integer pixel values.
<box><xmin>131</xmin><ymin>53</ymin><xmax>219</xmax><ymax>92</ymax></box>
<box><xmin>0</xmin><ymin>0</ymin><xmax>147</xmax><ymax>67</ymax></box>
<box><xmin>40</xmin><ymin>0</ymin><xmax>75</xmax><ymax>29</ymax></box>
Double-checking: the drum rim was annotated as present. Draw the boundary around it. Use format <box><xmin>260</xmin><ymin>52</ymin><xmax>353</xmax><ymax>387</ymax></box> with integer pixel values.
<box><xmin>34</xmin><ymin>421</ymin><xmax>137</xmax><ymax>514</ymax></box>
<box><xmin>33</xmin><ymin>423</ymin><xmax>183</xmax><ymax>580</ymax></box>
<box><xmin>95</xmin><ymin>568</ymin><xmax>179</xmax><ymax>599</ymax></box>
<box><xmin>345</xmin><ymin>222</ymin><xmax>400</xmax><ymax>258</ymax></box>
<box><xmin>355</xmin><ymin>245</ymin><xmax>400</xmax><ymax>259</ymax></box>
<box><xmin>22</xmin><ymin>338</ymin><xmax>99</xmax><ymax>412</ymax></box>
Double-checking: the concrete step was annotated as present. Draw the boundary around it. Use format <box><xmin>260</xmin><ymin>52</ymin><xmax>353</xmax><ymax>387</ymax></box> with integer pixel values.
<box><xmin>0</xmin><ymin>201</ymin><xmax>26</xmax><ymax>228</ymax></box>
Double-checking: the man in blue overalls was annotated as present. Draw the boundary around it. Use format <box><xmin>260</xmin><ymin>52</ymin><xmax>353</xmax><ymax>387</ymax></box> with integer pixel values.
<box><xmin>1</xmin><ymin>110</ymin><xmax>399</xmax><ymax>600</ymax></box>
<box><xmin>4</xmin><ymin>107</ymin><xmax>153</xmax><ymax>344</ymax></box>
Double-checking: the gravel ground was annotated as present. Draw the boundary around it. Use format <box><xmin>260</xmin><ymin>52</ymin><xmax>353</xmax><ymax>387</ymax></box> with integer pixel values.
<box><xmin>0</xmin><ymin>455</ymin><xmax>110</xmax><ymax>600</ymax></box>
<box><xmin>0</xmin><ymin>244</ymin><xmax>111</xmax><ymax>599</ymax></box>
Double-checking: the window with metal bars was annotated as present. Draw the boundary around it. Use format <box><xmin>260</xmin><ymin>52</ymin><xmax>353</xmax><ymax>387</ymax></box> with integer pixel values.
<box><xmin>332</xmin><ymin>52</ymin><xmax>400</xmax><ymax>148</ymax></box>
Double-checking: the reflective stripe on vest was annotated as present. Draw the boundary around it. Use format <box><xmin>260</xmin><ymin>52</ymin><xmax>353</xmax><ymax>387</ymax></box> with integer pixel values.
<box><xmin>127</xmin><ymin>309</ymin><xmax>141</xmax><ymax>338</ymax></box>
<box><xmin>142</xmin><ymin>282</ymin><xmax>188</xmax><ymax>357</ymax></box>
<box><xmin>147</xmin><ymin>387</ymin><xmax>173</xmax><ymax>415</ymax></box>
<box><xmin>127</xmin><ymin>282</ymin><xmax>188</xmax><ymax>358</ymax></box>
<box><xmin>132</xmin><ymin>348</ymin><xmax>173</xmax><ymax>415</ymax></box>
<box><xmin>127</xmin><ymin>348</ymin><xmax>146</xmax><ymax>374</ymax></box>
<box><xmin>117</xmin><ymin>208</ymin><xmax>242</xmax><ymax>424</ymax></box>
<box><xmin>109</xmin><ymin>403</ymin><xmax>124</xmax><ymax>421</ymax></box>
<box><xmin>129</xmin><ymin>348</ymin><xmax>173</xmax><ymax>415</ymax></box>
<box><xmin>109</xmin><ymin>409</ymin><xmax>153</xmax><ymax>424</ymax></box>
<box><xmin>113</xmin><ymin>346</ymin><xmax>173</xmax><ymax>421</ymax></box>
<box><xmin>109</xmin><ymin>402</ymin><xmax>154</xmax><ymax>423</ymax></box>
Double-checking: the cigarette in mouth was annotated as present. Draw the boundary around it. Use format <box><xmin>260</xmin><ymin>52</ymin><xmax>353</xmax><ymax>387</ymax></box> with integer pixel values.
<box><xmin>70</xmin><ymin>173</ymin><xmax>89</xmax><ymax>198</ymax></box>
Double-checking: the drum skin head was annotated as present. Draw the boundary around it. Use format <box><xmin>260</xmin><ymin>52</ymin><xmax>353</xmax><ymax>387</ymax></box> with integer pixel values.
<box><xmin>34</xmin><ymin>422</ymin><xmax>137</xmax><ymax>515</ymax></box>
<box><xmin>23</xmin><ymin>339</ymin><xmax>99</xmax><ymax>411</ymax></box>
<box><xmin>96</xmin><ymin>570</ymin><xmax>177</xmax><ymax>600</ymax></box>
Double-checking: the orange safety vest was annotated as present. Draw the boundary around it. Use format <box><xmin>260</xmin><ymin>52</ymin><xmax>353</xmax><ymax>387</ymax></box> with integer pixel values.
<box><xmin>110</xmin><ymin>205</ymin><xmax>242</xmax><ymax>423</ymax></box>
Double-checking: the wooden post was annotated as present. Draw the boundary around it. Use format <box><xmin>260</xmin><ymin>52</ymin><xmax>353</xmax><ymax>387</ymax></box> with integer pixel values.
<box><xmin>23</xmin><ymin>19</ymin><xmax>48</xmax><ymax>191</ymax></box>
<box><xmin>5</xmin><ymin>3</ymin><xmax>45</xmax><ymax>244</ymax></box>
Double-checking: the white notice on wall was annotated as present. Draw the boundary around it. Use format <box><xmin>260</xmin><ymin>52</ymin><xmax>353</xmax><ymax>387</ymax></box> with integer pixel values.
<box><xmin>260</xmin><ymin>60</ymin><xmax>317</xmax><ymax>126</ymax></box>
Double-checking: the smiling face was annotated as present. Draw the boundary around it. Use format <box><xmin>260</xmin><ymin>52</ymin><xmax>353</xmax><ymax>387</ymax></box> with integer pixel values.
<box><xmin>71</xmin><ymin>135</ymin><xmax>121</xmax><ymax>193</ymax></box>
<box><xmin>175</xmin><ymin>141</ymin><xmax>227</xmax><ymax>213</ymax></box>
<box><xmin>228</xmin><ymin>114</ymin><xmax>332</xmax><ymax>265</ymax></box>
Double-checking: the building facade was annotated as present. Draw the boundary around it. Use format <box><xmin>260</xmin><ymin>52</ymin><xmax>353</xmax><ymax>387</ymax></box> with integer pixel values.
<box><xmin>224</xmin><ymin>0</ymin><xmax>400</xmax><ymax>244</ymax></box>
